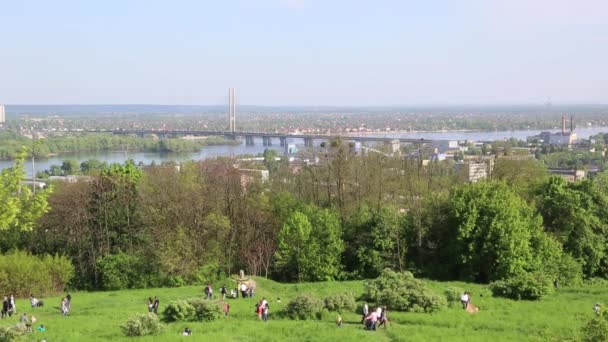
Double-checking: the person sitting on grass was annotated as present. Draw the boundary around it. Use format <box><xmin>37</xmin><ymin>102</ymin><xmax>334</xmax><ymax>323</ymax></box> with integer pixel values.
<box><xmin>36</xmin><ymin>325</ymin><xmax>46</xmax><ymax>332</ymax></box>
<box><xmin>182</xmin><ymin>327</ymin><xmax>192</xmax><ymax>336</ymax></box>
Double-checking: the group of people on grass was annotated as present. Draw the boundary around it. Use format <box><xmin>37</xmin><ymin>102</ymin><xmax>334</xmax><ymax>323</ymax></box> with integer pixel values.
<box><xmin>255</xmin><ymin>297</ymin><xmax>269</xmax><ymax>321</ymax></box>
<box><xmin>1</xmin><ymin>294</ymin><xmax>17</xmax><ymax>318</ymax></box>
<box><xmin>147</xmin><ymin>296</ymin><xmax>160</xmax><ymax>314</ymax></box>
<box><xmin>361</xmin><ymin>303</ymin><xmax>388</xmax><ymax>331</ymax></box>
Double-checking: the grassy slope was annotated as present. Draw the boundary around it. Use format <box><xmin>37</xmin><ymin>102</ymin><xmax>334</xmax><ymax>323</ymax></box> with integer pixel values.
<box><xmin>2</xmin><ymin>278</ymin><xmax>600</xmax><ymax>342</ymax></box>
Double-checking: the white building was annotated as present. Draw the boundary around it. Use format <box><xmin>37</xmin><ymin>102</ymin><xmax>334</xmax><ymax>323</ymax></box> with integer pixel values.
<box><xmin>0</xmin><ymin>104</ymin><xmax>5</xmax><ymax>124</ymax></box>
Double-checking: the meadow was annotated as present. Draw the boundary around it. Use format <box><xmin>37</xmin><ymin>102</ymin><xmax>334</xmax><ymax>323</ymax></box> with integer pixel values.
<box><xmin>1</xmin><ymin>277</ymin><xmax>601</xmax><ymax>342</ymax></box>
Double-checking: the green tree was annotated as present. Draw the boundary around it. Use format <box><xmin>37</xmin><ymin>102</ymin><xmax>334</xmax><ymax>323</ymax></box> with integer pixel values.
<box><xmin>274</xmin><ymin>211</ymin><xmax>313</xmax><ymax>282</ymax></box>
<box><xmin>304</xmin><ymin>206</ymin><xmax>344</xmax><ymax>281</ymax></box>
<box><xmin>61</xmin><ymin>159</ymin><xmax>80</xmax><ymax>175</ymax></box>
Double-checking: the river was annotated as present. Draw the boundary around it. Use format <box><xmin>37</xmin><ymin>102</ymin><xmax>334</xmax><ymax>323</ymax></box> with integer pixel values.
<box><xmin>2</xmin><ymin>127</ymin><xmax>607</xmax><ymax>177</ymax></box>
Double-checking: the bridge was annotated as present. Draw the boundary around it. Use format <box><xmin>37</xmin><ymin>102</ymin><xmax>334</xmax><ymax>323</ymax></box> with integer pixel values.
<box><xmin>84</xmin><ymin>88</ymin><xmax>438</xmax><ymax>150</ymax></box>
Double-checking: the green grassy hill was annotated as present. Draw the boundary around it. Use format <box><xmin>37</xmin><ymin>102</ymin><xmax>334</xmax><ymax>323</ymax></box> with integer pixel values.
<box><xmin>1</xmin><ymin>277</ymin><xmax>601</xmax><ymax>341</ymax></box>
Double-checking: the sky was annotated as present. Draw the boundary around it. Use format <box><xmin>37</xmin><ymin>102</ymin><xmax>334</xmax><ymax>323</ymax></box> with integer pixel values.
<box><xmin>0</xmin><ymin>0</ymin><xmax>607</xmax><ymax>106</ymax></box>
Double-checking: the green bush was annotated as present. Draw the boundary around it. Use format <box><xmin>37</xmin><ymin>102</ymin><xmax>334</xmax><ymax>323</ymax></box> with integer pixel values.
<box><xmin>187</xmin><ymin>298</ymin><xmax>223</xmax><ymax>322</ymax></box>
<box><xmin>0</xmin><ymin>250</ymin><xmax>74</xmax><ymax>297</ymax></box>
<box><xmin>0</xmin><ymin>324</ymin><xmax>24</xmax><ymax>342</ymax></box>
<box><xmin>581</xmin><ymin>312</ymin><xmax>608</xmax><ymax>342</ymax></box>
<box><xmin>286</xmin><ymin>295</ymin><xmax>324</xmax><ymax>320</ymax></box>
<box><xmin>97</xmin><ymin>252</ymin><xmax>159</xmax><ymax>290</ymax></box>
<box><xmin>444</xmin><ymin>286</ymin><xmax>464</xmax><ymax>304</ymax></box>
<box><xmin>324</xmin><ymin>293</ymin><xmax>356</xmax><ymax>312</ymax></box>
<box><xmin>490</xmin><ymin>272</ymin><xmax>553</xmax><ymax>300</ymax></box>
<box><xmin>365</xmin><ymin>269</ymin><xmax>446</xmax><ymax>313</ymax></box>
<box><xmin>162</xmin><ymin>300</ymin><xmax>196</xmax><ymax>322</ymax></box>
<box><xmin>120</xmin><ymin>313</ymin><xmax>165</xmax><ymax>337</ymax></box>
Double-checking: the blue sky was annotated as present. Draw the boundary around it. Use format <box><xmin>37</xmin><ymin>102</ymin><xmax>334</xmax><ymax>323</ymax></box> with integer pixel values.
<box><xmin>0</xmin><ymin>0</ymin><xmax>607</xmax><ymax>105</ymax></box>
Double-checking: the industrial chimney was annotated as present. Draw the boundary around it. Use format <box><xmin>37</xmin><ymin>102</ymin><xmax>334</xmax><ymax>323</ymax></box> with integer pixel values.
<box><xmin>570</xmin><ymin>116</ymin><xmax>574</xmax><ymax>133</ymax></box>
<box><xmin>561</xmin><ymin>114</ymin><xmax>566</xmax><ymax>134</ymax></box>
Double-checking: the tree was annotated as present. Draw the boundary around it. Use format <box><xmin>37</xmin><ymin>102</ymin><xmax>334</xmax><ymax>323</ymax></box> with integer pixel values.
<box><xmin>443</xmin><ymin>181</ymin><xmax>543</xmax><ymax>282</ymax></box>
<box><xmin>0</xmin><ymin>151</ymin><xmax>50</xmax><ymax>231</ymax></box>
<box><xmin>61</xmin><ymin>159</ymin><xmax>80</xmax><ymax>175</ymax></box>
<box><xmin>304</xmin><ymin>206</ymin><xmax>344</xmax><ymax>281</ymax></box>
<box><xmin>274</xmin><ymin>211</ymin><xmax>313</xmax><ymax>282</ymax></box>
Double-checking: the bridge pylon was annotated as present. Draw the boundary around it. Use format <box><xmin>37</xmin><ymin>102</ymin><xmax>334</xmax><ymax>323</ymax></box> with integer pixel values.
<box><xmin>228</xmin><ymin>88</ymin><xmax>236</xmax><ymax>134</ymax></box>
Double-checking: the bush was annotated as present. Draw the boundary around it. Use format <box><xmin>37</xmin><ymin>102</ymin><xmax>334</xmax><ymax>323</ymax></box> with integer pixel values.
<box><xmin>365</xmin><ymin>269</ymin><xmax>446</xmax><ymax>313</ymax></box>
<box><xmin>444</xmin><ymin>286</ymin><xmax>464</xmax><ymax>304</ymax></box>
<box><xmin>162</xmin><ymin>300</ymin><xmax>196</xmax><ymax>322</ymax></box>
<box><xmin>489</xmin><ymin>272</ymin><xmax>553</xmax><ymax>300</ymax></box>
<box><xmin>324</xmin><ymin>293</ymin><xmax>356</xmax><ymax>312</ymax></box>
<box><xmin>581</xmin><ymin>312</ymin><xmax>608</xmax><ymax>342</ymax></box>
<box><xmin>120</xmin><ymin>313</ymin><xmax>165</xmax><ymax>337</ymax></box>
<box><xmin>286</xmin><ymin>295</ymin><xmax>324</xmax><ymax>320</ymax></box>
<box><xmin>0</xmin><ymin>250</ymin><xmax>74</xmax><ymax>297</ymax></box>
<box><xmin>97</xmin><ymin>252</ymin><xmax>159</xmax><ymax>290</ymax></box>
<box><xmin>163</xmin><ymin>298</ymin><xmax>223</xmax><ymax>322</ymax></box>
<box><xmin>0</xmin><ymin>324</ymin><xmax>25</xmax><ymax>342</ymax></box>
<box><xmin>187</xmin><ymin>298</ymin><xmax>224</xmax><ymax>322</ymax></box>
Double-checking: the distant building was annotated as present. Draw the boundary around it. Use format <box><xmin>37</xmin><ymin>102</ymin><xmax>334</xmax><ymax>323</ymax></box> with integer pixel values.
<box><xmin>548</xmin><ymin>169</ymin><xmax>585</xmax><ymax>182</ymax></box>
<box><xmin>0</xmin><ymin>104</ymin><xmax>5</xmax><ymax>124</ymax></box>
<box><xmin>456</xmin><ymin>161</ymin><xmax>491</xmax><ymax>182</ymax></box>
<box><xmin>528</xmin><ymin>115</ymin><xmax>578</xmax><ymax>146</ymax></box>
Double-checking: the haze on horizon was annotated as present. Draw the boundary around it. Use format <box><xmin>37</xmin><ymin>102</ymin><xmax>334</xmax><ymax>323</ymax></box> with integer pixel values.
<box><xmin>1</xmin><ymin>0</ymin><xmax>607</xmax><ymax>106</ymax></box>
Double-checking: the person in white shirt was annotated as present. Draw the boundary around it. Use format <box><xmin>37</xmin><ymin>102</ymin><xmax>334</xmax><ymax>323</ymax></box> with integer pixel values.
<box><xmin>240</xmin><ymin>283</ymin><xmax>248</xmax><ymax>298</ymax></box>
<box><xmin>460</xmin><ymin>292</ymin><xmax>469</xmax><ymax>309</ymax></box>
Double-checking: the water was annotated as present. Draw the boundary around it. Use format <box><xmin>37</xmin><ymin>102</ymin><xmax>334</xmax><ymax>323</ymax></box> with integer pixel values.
<box><xmin>2</xmin><ymin>127</ymin><xmax>607</xmax><ymax>177</ymax></box>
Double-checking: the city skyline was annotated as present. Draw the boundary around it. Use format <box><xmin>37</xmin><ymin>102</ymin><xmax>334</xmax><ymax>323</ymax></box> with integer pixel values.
<box><xmin>1</xmin><ymin>0</ymin><xmax>607</xmax><ymax>106</ymax></box>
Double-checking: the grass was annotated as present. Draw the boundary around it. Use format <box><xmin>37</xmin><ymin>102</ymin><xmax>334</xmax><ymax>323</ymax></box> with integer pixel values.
<box><xmin>0</xmin><ymin>277</ymin><xmax>600</xmax><ymax>341</ymax></box>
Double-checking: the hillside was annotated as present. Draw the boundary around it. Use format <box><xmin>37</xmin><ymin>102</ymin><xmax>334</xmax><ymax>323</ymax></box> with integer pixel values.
<box><xmin>0</xmin><ymin>277</ymin><xmax>600</xmax><ymax>341</ymax></box>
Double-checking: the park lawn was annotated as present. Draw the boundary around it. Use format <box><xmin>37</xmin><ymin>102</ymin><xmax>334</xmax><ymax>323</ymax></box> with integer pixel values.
<box><xmin>1</xmin><ymin>277</ymin><xmax>601</xmax><ymax>341</ymax></box>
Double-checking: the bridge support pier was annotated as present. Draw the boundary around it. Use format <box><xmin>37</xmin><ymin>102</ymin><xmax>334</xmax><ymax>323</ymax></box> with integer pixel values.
<box><xmin>245</xmin><ymin>136</ymin><xmax>255</xmax><ymax>146</ymax></box>
<box><xmin>280</xmin><ymin>137</ymin><xmax>287</xmax><ymax>147</ymax></box>
<box><xmin>304</xmin><ymin>138</ymin><xmax>313</xmax><ymax>148</ymax></box>
<box><xmin>262</xmin><ymin>137</ymin><xmax>272</xmax><ymax>146</ymax></box>
<box><xmin>384</xmin><ymin>139</ymin><xmax>401</xmax><ymax>155</ymax></box>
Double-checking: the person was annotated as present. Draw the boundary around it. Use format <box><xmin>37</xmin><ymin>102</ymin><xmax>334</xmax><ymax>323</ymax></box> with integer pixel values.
<box><xmin>378</xmin><ymin>306</ymin><xmax>388</xmax><ymax>328</ymax></box>
<box><xmin>1</xmin><ymin>296</ymin><xmax>9</xmax><ymax>318</ymax></box>
<box><xmin>220</xmin><ymin>285</ymin><xmax>228</xmax><ymax>300</ymax></box>
<box><xmin>8</xmin><ymin>293</ymin><xmax>17</xmax><ymax>316</ymax></box>
<box><xmin>20</xmin><ymin>313</ymin><xmax>28</xmax><ymax>323</ymax></box>
<box><xmin>594</xmin><ymin>303</ymin><xmax>602</xmax><ymax>316</ymax></box>
<box><xmin>256</xmin><ymin>301</ymin><xmax>263</xmax><ymax>319</ymax></box>
<box><xmin>361</xmin><ymin>302</ymin><xmax>369</xmax><ymax>324</ymax></box>
<box><xmin>262</xmin><ymin>303</ymin><xmax>269</xmax><ymax>322</ymax></box>
<box><xmin>249</xmin><ymin>287</ymin><xmax>255</xmax><ymax>298</ymax></box>
<box><xmin>261</xmin><ymin>297</ymin><xmax>268</xmax><ymax>309</ymax></box>
<box><xmin>461</xmin><ymin>292</ymin><xmax>469</xmax><ymax>310</ymax></box>
<box><xmin>240</xmin><ymin>283</ymin><xmax>248</xmax><ymax>298</ymax></box>
<box><xmin>230</xmin><ymin>288</ymin><xmax>237</xmax><ymax>299</ymax></box>
<box><xmin>364</xmin><ymin>309</ymin><xmax>378</xmax><ymax>331</ymax></box>
<box><xmin>61</xmin><ymin>297</ymin><xmax>70</xmax><ymax>316</ymax></box>
<box><xmin>182</xmin><ymin>327</ymin><xmax>192</xmax><ymax>336</ymax></box>
<box><xmin>66</xmin><ymin>293</ymin><xmax>72</xmax><ymax>308</ymax></box>
<box><xmin>31</xmin><ymin>315</ymin><xmax>37</xmax><ymax>324</ymax></box>
<box><xmin>336</xmin><ymin>315</ymin><xmax>343</xmax><ymax>327</ymax></box>
<box><xmin>36</xmin><ymin>324</ymin><xmax>46</xmax><ymax>332</ymax></box>
<box><xmin>147</xmin><ymin>297</ymin><xmax>154</xmax><ymax>312</ymax></box>
<box><xmin>153</xmin><ymin>296</ymin><xmax>160</xmax><ymax>314</ymax></box>
<box><xmin>223</xmin><ymin>301</ymin><xmax>230</xmax><ymax>317</ymax></box>
<box><xmin>375</xmin><ymin>306</ymin><xmax>382</xmax><ymax>319</ymax></box>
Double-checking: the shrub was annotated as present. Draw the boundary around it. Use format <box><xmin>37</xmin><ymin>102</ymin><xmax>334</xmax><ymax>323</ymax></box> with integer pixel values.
<box><xmin>365</xmin><ymin>269</ymin><xmax>446</xmax><ymax>313</ymax></box>
<box><xmin>0</xmin><ymin>324</ymin><xmax>25</xmax><ymax>342</ymax></box>
<box><xmin>0</xmin><ymin>250</ymin><xmax>74</xmax><ymax>297</ymax></box>
<box><xmin>120</xmin><ymin>313</ymin><xmax>165</xmax><ymax>337</ymax></box>
<box><xmin>286</xmin><ymin>295</ymin><xmax>324</xmax><ymax>320</ymax></box>
<box><xmin>444</xmin><ymin>286</ymin><xmax>464</xmax><ymax>305</ymax></box>
<box><xmin>324</xmin><ymin>293</ymin><xmax>356</xmax><ymax>312</ymax></box>
<box><xmin>188</xmin><ymin>298</ymin><xmax>224</xmax><ymax>322</ymax></box>
<box><xmin>162</xmin><ymin>300</ymin><xmax>196</xmax><ymax>322</ymax></box>
<box><xmin>581</xmin><ymin>312</ymin><xmax>608</xmax><ymax>342</ymax></box>
<box><xmin>97</xmin><ymin>252</ymin><xmax>159</xmax><ymax>290</ymax></box>
<box><xmin>489</xmin><ymin>272</ymin><xmax>553</xmax><ymax>300</ymax></box>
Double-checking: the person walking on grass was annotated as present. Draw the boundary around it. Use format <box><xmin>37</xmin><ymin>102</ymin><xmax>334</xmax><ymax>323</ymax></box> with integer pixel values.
<box><xmin>1</xmin><ymin>296</ymin><xmax>9</xmax><ymax>318</ymax></box>
<box><xmin>461</xmin><ymin>291</ymin><xmax>469</xmax><ymax>310</ymax></box>
<box><xmin>153</xmin><ymin>296</ymin><xmax>160</xmax><ymax>314</ymax></box>
<box><xmin>204</xmin><ymin>284</ymin><xmax>213</xmax><ymax>300</ymax></box>
<box><xmin>61</xmin><ymin>297</ymin><xmax>69</xmax><ymax>316</ymax></box>
<box><xmin>378</xmin><ymin>306</ymin><xmax>388</xmax><ymax>328</ymax></box>
<box><xmin>262</xmin><ymin>303</ymin><xmax>269</xmax><ymax>322</ymax></box>
<box><xmin>364</xmin><ymin>309</ymin><xmax>378</xmax><ymax>331</ymax></box>
<box><xmin>223</xmin><ymin>301</ymin><xmax>230</xmax><ymax>317</ymax></box>
<box><xmin>361</xmin><ymin>302</ymin><xmax>369</xmax><ymax>323</ymax></box>
<box><xmin>147</xmin><ymin>297</ymin><xmax>154</xmax><ymax>312</ymax></box>
<box><xmin>220</xmin><ymin>285</ymin><xmax>227</xmax><ymax>300</ymax></box>
<box><xmin>10</xmin><ymin>294</ymin><xmax>16</xmax><ymax>315</ymax></box>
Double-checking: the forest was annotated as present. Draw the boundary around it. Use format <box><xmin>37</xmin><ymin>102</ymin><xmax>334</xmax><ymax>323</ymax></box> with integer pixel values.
<box><xmin>2</xmin><ymin>140</ymin><xmax>608</xmax><ymax>301</ymax></box>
